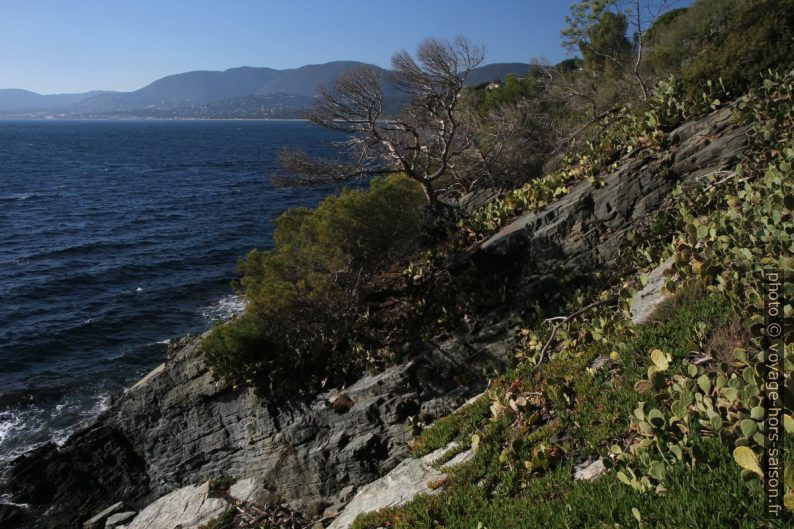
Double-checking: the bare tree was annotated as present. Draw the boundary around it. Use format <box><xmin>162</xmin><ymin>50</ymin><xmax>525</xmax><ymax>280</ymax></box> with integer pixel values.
<box><xmin>278</xmin><ymin>37</ymin><xmax>484</xmax><ymax>205</ymax></box>
<box><xmin>459</xmin><ymin>94</ymin><xmax>558</xmax><ymax>188</ymax></box>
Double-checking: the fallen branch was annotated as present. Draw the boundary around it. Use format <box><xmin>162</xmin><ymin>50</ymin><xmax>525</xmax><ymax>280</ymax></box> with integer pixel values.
<box><xmin>542</xmin><ymin>316</ymin><xmax>567</xmax><ymax>324</ymax></box>
<box><xmin>533</xmin><ymin>297</ymin><xmax>618</xmax><ymax>372</ymax></box>
<box><xmin>702</xmin><ymin>170</ymin><xmax>736</xmax><ymax>191</ymax></box>
<box><xmin>218</xmin><ymin>492</ymin><xmax>312</xmax><ymax>529</ymax></box>
<box><xmin>692</xmin><ymin>354</ymin><xmax>714</xmax><ymax>366</ymax></box>
<box><xmin>548</xmin><ymin>105</ymin><xmax>626</xmax><ymax>158</ymax></box>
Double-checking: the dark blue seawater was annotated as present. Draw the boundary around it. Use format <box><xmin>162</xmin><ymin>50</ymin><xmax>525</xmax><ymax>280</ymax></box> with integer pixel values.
<box><xmin>0</xmin><ymin>119</ymin><xmax>340</xmax><ymax>466</ymax></box>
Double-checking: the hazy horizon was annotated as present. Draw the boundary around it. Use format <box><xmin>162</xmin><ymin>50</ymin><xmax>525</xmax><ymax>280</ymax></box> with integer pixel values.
<box><xmin>0</xmin><ymin>60</ymin><xmax>542</xmax><ymax>97</ymax></box>
<box><xmin>1</xmin><ymin>0</ymin><xmax>576</xmax><ymax>94</ymax></box>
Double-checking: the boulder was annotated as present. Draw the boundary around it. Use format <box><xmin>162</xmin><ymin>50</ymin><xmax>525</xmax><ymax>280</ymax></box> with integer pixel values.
<box><xmin>104</xmin><ymin>511</ymin><xmax>136</xmax><ymax>529</ymax></box>
<box><xmin>631</xmin><ymin>257</ymin><xmax>675</xmax><ymax>325</ymax></box>
<box><xmin>123</xmin><ymin>482</ymin><xmax>228</xmax><ymax>529</ymax></box>
<box><xmin>327</xmin><ymin>442</ymin><xmax>474</xmax><ymax>529</ymax></box>
<box><xmin>573</xmin><ymin>458</ymin><xmax>608</xmax><ymax>481</ymax></box>
<box><xmin>83</xmin><ymin>502</ymin><xmax>124</xmax><ymax>529</ymax></box>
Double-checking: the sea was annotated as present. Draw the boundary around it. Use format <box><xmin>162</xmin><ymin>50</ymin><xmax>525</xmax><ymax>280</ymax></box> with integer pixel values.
<box><xmin>0</xmin><ymin>119</ymin><xmax>343</xmax><ymax>471</ymax></box>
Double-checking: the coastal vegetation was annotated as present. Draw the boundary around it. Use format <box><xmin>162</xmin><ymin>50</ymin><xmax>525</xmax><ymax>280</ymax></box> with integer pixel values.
<box><xmin>202</xmin><ymin>174</ymin><xmax>426</xmax><ymax>394</ymax></box>
<box><xmin>7</xmin><ymin>1</ymin><xmax>794</xmax><ymax>528</ymax></box>
<box><xmin>277</xmin><ymin>37</ymin><xmax>487</xmax><ymax>205</ymax></box>
<box><xmin>201</xmin><ymin>0</ymin><xmax>793</xmax><ymax>525</ymax></box>
<box><xmin>352</xmin><ymin>68</ymin><xmax>794</xmax><ymax>528</ymax></box>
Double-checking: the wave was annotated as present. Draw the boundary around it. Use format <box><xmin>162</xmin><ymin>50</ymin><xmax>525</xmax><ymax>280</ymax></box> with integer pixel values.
<box><xmin>0</xmin><ymin>119</ymin><xmax>336</xmax><ymax>473</ymax></box>
<box><xmin>0</xmin><ymin>191</ymin><xmax>62</xmax><ymax>203</ymax></box>
<box><xmin>0</xmin><ymin>392</ymin><xmax>112</xmax><ymax>465</ymax></box>
<box><xmin>201</xmin><ymin>294</ymin><xmax>246</xmax><ymax>322</ymax></box>
<box><xmin>0</xmin><ymin>405</ymin><xmax>47</xmax><ymax>466</ymax></box>
<box><xmin>0</xmin><ymin>193</ymin><xmax>36</xmax><ymax>202</ymax></box>
<box><xmin>51</xmin><ymin>393</ymin><xmax>111</xmax><ymax>447</ymax></box>
<box><xmin>24</xmin><ymin>239</ymin><xmax>144</xmax><ymax>260</ymax></box>
<box><xmin>0</xmin><ymin>409</ymin><xmax>26</xmax><ymax>446</ymax></box>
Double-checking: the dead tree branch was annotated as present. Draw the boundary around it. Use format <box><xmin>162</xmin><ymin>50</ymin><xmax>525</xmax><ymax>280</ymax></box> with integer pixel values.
<box><xmin>533</xmin><ymin>296</ymin><xmax>618</xmax><ymax>372</ymax></box>
<box><xmin>275</xmin><ymin>37</ymin><xmax>485</xmax><ymax>206</ymax></box>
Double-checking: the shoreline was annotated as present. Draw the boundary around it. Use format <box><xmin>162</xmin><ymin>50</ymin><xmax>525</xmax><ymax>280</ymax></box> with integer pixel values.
<box><xmin>0</xmin><ymin>116</ymin><xmax>313</xmax><ymax>122</ymax></box>
<box><xmin>0</xmin><ymin>294</ymin><xmax>245</xmax><ymax>475</ymax></box>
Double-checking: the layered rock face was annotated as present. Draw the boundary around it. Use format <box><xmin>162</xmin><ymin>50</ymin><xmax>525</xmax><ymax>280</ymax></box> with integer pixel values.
<box><xmin>468</xmin><ymin>106</ymin><xmax>748</xmax><ymax>303</ymax></box>
<box><xmin>4</xmin><ymin>324</ymin><xmax>515</xmax><ymax>528</ymax></box>
<box><xmin>2</xmin><ymin>105</ymin><xmax>749</xmax><ymax>528</ymax></box>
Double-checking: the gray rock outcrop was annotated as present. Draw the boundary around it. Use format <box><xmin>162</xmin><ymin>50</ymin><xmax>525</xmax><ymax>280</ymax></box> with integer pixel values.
<box><xmin>2</xmin><ymin>105</ymin><xmax>750</xmax><ymax>529</ymax></box>
<box><xmin>630</xmin><ymin>257</ymin><xmax>675</xmax><ymax>324</ymax></box>
<box><xmin>83</xmin><ymin>502</ymin><xmax>124</xmax><ymax>529</ymax></box>
<box><xmin>123</xmin><ymin>482</ymin><xmax>227</xmax><ymax>529</ymax></box>
<box><xmin>467</xmin><ymin>106</ymin><xmax>747</xmax><ymax>310</ymax></box>
<box><xmin>227</xmin><ymin>477</ymin><xmax>276</xmax><ymax>506</ymax></box>
<box><xmin>4</xmin><ymin>321</ymin><xmax>514</xmax><ymax>528</ymax></box>
<box><xmin>328</xmin><ymin>441</ymin><xmax>474</xmax><ymax>529</ymax></box>
<box><xmin>104</xmin><ymin>511</ymin><xmax>136</xmax><ymax>529</ymax></box>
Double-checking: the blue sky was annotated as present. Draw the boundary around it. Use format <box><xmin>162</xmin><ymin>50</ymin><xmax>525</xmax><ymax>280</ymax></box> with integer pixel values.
<box><xmin>0</xmin><ymin>0</ymin><xmax>576</xmax><ymax>94</ymax></box>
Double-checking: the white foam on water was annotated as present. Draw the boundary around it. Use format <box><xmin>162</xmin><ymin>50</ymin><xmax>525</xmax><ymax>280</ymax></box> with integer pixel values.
<box><xmin>0</xmin><ymin>411</ymin><xmax>26</xmax><ymax>446</ymax></box>
<box><xmin>201</xmin><ymin>294</ymin><xmax>246</xmax><ymax>322</ymax></box>
<box><xmin>0</xmin><ymin>392</ymin><xmax>113</xmax><ymax>466</ymax></box>
<box><xmin>0</xmin><ymin>406</ymin><xmax>45</xmax><ymax>465</ymax></box>
<box><xmin>0</xmin><ymin>192</ymin><xmax>34</xmax><ymax>201</ymax></box>
<box><xmin>51</xmin><ymin>393</ymin><xmax>111</xmax><ymax>447</ymax></box>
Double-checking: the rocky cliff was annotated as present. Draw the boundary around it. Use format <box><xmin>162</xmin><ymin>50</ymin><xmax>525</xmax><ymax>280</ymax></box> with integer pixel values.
<box><xmin>3</xmin><ymin>323</ymin><xmax>514</xmax><ymax>528</ymax></box>
<box><xmin>466</xmin><ymin>105</ymin><xmax>747</xmax><ymax>305</ymax></box>
<box><xmin>1</xmin><ymin>104</ymin><xmax>749</xmax><ymax>529</ymax></box>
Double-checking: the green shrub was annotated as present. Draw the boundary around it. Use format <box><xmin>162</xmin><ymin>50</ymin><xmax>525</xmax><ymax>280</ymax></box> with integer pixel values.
<box><xmin>642</xmin><ymin>1</ymin><xmax>742</xmax><ymax>80</ymax></box>
<box><xmin>675</xmin><ymin>0</ymin><xmax>793</xmax><ymax>96</ymax></box>
<box><xmin>202</xmin><ymin>314</ymin><xmax>275</xmax><ymax>389</ymax></box>
<box><xmin>207</xmin><ymin>476</ymin><xmax>237</xmax><ymax>496</ymax></box>
<box><xmin>203</xmin><ymin>174</ymin><xmax>427</xmax><ymax>394</ymax></box>
<box><xmin>466</xmin><ymin>73</ymin><xmax>542</xmax><ymax>115</ymax></box>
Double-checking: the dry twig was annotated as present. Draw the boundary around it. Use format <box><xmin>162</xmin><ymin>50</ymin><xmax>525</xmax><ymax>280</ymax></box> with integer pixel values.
<box><xmin>533</xmin><ymin>297</ymin><xmax>618</xmax><ymax>372</ymax></box>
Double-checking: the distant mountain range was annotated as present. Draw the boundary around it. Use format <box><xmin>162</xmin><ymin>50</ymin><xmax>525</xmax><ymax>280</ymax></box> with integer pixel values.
<box><xmin>0</xmin><ymin>89</ymin><xmax>112</xmax><ymax>112</ymax></box>
<box><xmin>0</xmin><ymin>61</ymin><xmax>532</xmax><ymax>119</ymax></box>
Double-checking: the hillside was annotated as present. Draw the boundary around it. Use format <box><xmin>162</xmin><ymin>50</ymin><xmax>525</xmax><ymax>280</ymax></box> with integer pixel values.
<box><xmin>2</xmin><ymin>1</ymin><xmax>792</xmax><ymax>528</ymax></box>
<box><xmin>0</xmin><ymin>88</ymin><xmax>110</xmax><ymax>112</ymax></box>
<box><xmin>4</xmin><ymin>65</ymin><xmax>791</xmax><ymax>528</ymax></box>
<box><xmin>464</xmin><ymin>62</ymin><xmax>535</xmax><ymax>86</ymax></box>
<box><xmin>0</xmin><ymin>61</ymin><xmax>530</xmax><ymax>118</ymax></box>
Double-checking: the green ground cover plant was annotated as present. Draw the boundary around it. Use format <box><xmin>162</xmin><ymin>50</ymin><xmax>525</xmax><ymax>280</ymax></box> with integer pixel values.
<box><xmin>351</xmin><ymin>69</ymin><xmax>793</xmax><ymax>529</ymax></box>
